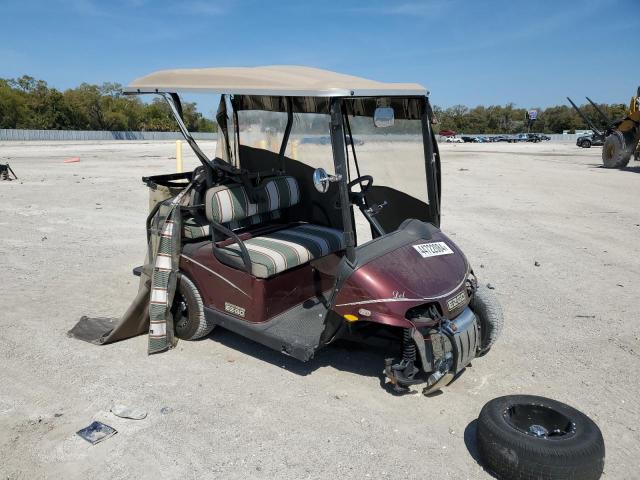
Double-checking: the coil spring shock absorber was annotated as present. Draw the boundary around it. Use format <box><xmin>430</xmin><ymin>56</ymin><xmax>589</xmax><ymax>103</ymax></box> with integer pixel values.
<box><xmin>402</xmin><ymin>328</ymin><xmax>417</xmax><ymax>364</ymax></box>
<box><xmin>384</xmin><ymin>328</ymin><xmax>421</xmax><ymax>391</ymax></box>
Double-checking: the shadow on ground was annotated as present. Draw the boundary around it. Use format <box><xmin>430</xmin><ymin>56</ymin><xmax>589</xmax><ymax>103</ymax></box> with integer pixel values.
<box><xmin>208</xmin><ymin>327</ymin><xmax>392</xmax><ymax>380</ymax></box>
<box><xmin>587</xmin><ymin>163</ymin><xmax>640</xmax><ymax>174</ymax></box>
<box><xmin>464</xmin><ymin>419</ymin><xmax>497</xmax><ymax>479</ymax></box>
<box><xmin>206</xmin><ymin>328</ymin><xmax>476</xmax><ymax>396</ymax></box>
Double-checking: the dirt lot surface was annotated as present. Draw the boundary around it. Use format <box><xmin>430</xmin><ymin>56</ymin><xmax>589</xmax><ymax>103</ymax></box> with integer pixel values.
<box><xmin>1</xmin><ymin>140</ymin><xmax>639</xmax><ymax>479</ymax></box>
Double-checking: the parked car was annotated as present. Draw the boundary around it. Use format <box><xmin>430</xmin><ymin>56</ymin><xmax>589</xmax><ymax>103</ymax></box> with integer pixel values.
<box><xmin>508</xmin><ymin>133</ymin><xmax>536</xmax><ymax>143</ymax></box>
<box><xmin>460</xmin><ymin>136</ymin><xmax>478</xmax><ymax>143</ymax></box>
<box><xmin>531</xmin><ymin>133</ymin><xmax>551</xmax><ymax>141</ymax></box>
<box><xmin>439</xmin><ymin>129</ymin><xmax>457</xmax><ymax>137</ymax></box>
<box><xmin>576</xmin><ymin>133</ymin><xmax>604</xmax><ymax>148</ymax></box>
<box><xmin>445</xmin><ymin>136</ymin><xmax>463</xmax><ymax>143</ymax></box>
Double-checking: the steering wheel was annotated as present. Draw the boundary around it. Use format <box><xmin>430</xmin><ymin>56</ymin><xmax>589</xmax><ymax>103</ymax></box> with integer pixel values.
<box><xmin>334</xmin><ymin>175</ymin><xmax>374</xmax><ymax>210</ymax></box>
<box><xmin>347</xmin><ymin>175</ymin><xmax>373</xmax><ymax>200</ymax></box>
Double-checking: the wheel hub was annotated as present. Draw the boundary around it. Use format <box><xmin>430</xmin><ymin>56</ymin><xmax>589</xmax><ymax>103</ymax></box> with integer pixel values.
<box><xmin>174</xmin><ymin>295</ymin><xmax>189</xmax><ymax>330</ymax></box>
<box><xmin>503</xmin><ymin>403</ymin><xmax>576</xmax><ymax>439</ymax></box>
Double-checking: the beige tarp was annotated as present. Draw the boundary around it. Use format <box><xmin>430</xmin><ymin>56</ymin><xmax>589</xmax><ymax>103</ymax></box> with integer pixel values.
<box><xmin>124</xmin><ymin>65</ymin><xmax>427</xmax><ymax>97</ymax></box>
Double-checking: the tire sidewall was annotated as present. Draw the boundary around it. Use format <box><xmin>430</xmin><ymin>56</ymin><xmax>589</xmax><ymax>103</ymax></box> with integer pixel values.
<box><xmin>173</xmin><ymin>275</ymin><xmax>205</xmax><ymax>340</ymax></box>
<box><xmin>477</xmin><ymin>395</ymin><xmax>605</xmax><ymax>476</ymax></box>
<box><xmin>602</xmin><ymin>132</ymin><xmax>630</xmax><ymax>168</ymax></box>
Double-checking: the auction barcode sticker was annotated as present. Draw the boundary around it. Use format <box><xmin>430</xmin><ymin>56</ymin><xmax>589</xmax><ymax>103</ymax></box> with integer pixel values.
<box><xmin>412</xmin><ymin>242</ymin><xmax>454</xmax><ymax>258</ymax></box>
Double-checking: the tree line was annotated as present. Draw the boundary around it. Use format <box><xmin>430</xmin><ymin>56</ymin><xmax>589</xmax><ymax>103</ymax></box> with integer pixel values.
<box><xmin>0</xmin><ymin>75</ymin><xmax>629</xmax><ymax>134</ymax></box>
<box><xmin>0</xmin><ymin>76</ymin><xmax>216</xmax><ymax>132</ymax></box>
<box><xmin>433</xmin><ymin>102</ymin><xmax>628</xmax><ymax>134</ymax></box>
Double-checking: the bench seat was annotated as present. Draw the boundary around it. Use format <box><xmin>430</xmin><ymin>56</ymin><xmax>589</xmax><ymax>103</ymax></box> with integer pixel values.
<box><xmin>216</xmin><ymin>224</ymin><xmax>344</xmax><ymax>278</ymax></box>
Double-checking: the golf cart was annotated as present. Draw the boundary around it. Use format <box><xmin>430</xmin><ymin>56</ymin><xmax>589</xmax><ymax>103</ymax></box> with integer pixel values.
<box><xmin>95</xmin><ymin>66</ymin><xmax>502</xmax><ymax>394</ymax></box>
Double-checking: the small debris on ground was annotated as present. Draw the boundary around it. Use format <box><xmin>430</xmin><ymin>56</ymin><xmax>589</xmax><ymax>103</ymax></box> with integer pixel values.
<box><xmin>111</xmin><ymin>404</ymin><xmax>147</xmax><ymax>420</ymax></box>
<box><xmin>160</xmin><ymin>406</ymin><xmax>173</xmax><ymax>415</ymax></box>
<box><xmin>0</xmin><ymin>163</ymin><xmax>18</xmax><ymax>180</ymax></box>
<box><xmin>534</xmin><ymin>261</ymin><xmax>540</xmax><ymax>267</ymax></box>
<box><xmin>576</xmin><ymin>315</ymin><xmax>596</xmax><ymax>319</ymax></box>
<box><xmin>76</xmin><ymin>421</ymin><xmax>117</xmax><ymax>445</ymax></box>
<box><xmin>63</xmin><ymin>157</ymin><xmax>81</xmax><ymax>163</ymax></box>
<box><xmin>486</xmin><ymin>283</ymin><xmax>495</xmax><ymax>290</ymax></box>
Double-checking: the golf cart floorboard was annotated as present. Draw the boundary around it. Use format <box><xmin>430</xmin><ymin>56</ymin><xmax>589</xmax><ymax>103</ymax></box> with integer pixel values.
<box><xmin>205</xmin><ymin>296</ymin><xmax>329</xmax><ymax>362</ymax></box>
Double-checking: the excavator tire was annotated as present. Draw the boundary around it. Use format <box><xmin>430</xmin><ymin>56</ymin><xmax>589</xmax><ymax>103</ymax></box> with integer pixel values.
<box><xmin>602</xmin><ymin>131</ymin><xmax>631</xmax><ymax>169</ymax></box>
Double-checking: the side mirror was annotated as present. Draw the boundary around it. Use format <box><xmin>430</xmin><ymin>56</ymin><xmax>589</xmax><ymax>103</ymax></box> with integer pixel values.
<box><xmin>313</xmin><ymin>168</ymin><xmax>330</xmax><ymax>193</ymax></box>
<box><xmin>374</xmin><ymin>107</ymin><xmax>395</xmax><ymax>128</ymax></box>
<box><xmin>313</xmin><ymin>168</ymin><xmax>341</xmax><ymax>193</ymax></box>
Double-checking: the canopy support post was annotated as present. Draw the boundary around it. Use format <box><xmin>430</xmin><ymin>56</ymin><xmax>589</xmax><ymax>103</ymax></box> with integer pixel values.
<box><xmin>161</xmin><ymin>93</ymin><xmax>214</xmax><ymax>171</ymax></box>
<box><xmin>329</xmin><ymin>97</ymin><xmax>356</xmax><ymax>263</ymax></box>
<box><xmin>278</xmin><ymin>97</ymin><xmax>294</xmax><ymax>172</ymax></box>
<box><xmin>421</xmin><ymin>97</ymin><xmax>440</xmax><ymax>227</ymax></box>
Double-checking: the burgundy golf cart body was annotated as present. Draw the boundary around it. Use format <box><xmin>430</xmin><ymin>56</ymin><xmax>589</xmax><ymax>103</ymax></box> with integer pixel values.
<box><xmin>124</xmin><ymin>66</ymin><xmax>501</xmax><ymax>393</ymax></box>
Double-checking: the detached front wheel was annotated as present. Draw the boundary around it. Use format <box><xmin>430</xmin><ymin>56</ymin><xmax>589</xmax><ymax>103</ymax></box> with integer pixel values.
<box><xmin>477</xmin><ymin>395</ymin><xmax>605</xmax><ymax>480</ymax></box>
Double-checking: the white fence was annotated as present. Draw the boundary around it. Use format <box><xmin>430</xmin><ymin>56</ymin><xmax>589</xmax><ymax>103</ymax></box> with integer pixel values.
<box><xmin>0</xmin><ymin>129</ymin><xmax>216</xmax><ymax>141</ymax></box>
<box><xmin>1</xmin><ymin>129</ymin><xmax>582</xmax><ymax>143</ymax></box>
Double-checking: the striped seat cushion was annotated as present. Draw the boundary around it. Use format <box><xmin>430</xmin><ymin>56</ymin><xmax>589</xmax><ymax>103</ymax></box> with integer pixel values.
<box><xmin>219</xmin><ymin>224</ymin><xmax>345</xmax><ymax>278</ymax></box>
<box><xmin>205</xmin><ymin>176</ymin><xmax>299</xmax><ymax>225</ymax></box>
<box><xmin>183</xmin><ymin>211</ymin><xmax>283</xmax><ymax>240</ymax></box>
<box><xmin>183</xmin><ymin>216</ymin><xmax>210</xmax><ymax>239</ymax></box>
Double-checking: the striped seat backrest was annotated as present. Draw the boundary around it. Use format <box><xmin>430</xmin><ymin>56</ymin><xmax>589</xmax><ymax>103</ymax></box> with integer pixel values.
<box><xmin>205</xmin><ymin>176</ymin><xmax>300</xmax><ymax>226</ymax></box>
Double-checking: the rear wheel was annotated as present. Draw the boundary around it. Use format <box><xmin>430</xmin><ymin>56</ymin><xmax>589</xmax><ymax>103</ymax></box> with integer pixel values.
<box><xmin>477</xmin><ymin>395</ymin><xmax>605</xmax><ymax>480</ymax></box>
<box><xmin>581</xmin><ymin>139</ymin><xmax>591</xmax><ymax>148</ymax></box>
<box><xmin>602</xmin><ymin>132</ymin><xmax>631</xmax><ymax>168</ymax></box>
<box><xmin>172</xmin><ymin>275</ymin><xmax>215</xmax><ymax>340</ymax></box>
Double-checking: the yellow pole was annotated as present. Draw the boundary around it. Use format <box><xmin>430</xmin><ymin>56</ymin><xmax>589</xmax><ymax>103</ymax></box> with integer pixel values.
<box><xmin>176</xmin><ymin>140</ymin><xmax>183</xmax><ymax>173</ymax></box>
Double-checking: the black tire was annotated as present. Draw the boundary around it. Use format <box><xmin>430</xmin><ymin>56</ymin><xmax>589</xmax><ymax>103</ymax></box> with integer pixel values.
<box><xmin>581</xmin><ymin>139</ymin><xmax>591</xmax><ymax>148</ymax></box>
<box><xmin>472</xmin><ymin>284</ymin><xmax>503</xmax><ymax>356</ymax></box>
<box><xmin>477</xmin><ymin>395</ymin><xmax>605</xmax><ymax>480</ymax></box>
<box><xmin>602</xmin><ymin>132</ymin><xmax>630</xmax><ymax>168</ymax></box>
<box><xmin>172</xmin><ymin>275</ymin><xmax>215</xmax><ymax>340</ymax></box>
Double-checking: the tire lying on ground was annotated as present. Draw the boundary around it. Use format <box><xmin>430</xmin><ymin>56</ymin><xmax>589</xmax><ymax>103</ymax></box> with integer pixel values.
<box><xmin>172</xmin><ymin>275</ymin><xmax>215</xmax><ymax>340</ymax></box>
<box><xmin>477</xmin><ymin>395</ymin><xmax>605</xmax><ymax>480</ymax></box>
<box><xmin>472</xmin><ymin>284</ymin><xmax>504</xmax><ymax>356</ymax></box>
<box><xmin>602</xmin><ymin>131</ymin><xmax>631</xmax><ymax>169</ymax></box>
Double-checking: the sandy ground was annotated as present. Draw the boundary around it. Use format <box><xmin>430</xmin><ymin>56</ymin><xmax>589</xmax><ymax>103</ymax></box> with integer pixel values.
<box><xmin>0</xmin><ymin>140</ymin><xmax>639</xmax><ymax>479</ymax></box>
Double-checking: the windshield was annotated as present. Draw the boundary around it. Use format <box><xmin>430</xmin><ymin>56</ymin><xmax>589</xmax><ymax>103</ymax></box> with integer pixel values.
<box><xmin>224</xmin><ymin>96</ymin><xmax>432</xmax><ymax>244</ymax></box>
<box><xmin>344</xmin><ymin>114</ymin><xmax>429</xmax><ymax>244</ymax></box>
<box><xmin>237</xmin><ymin>110</ymin><xmax>335</xmax><ymax>173</ymax></box>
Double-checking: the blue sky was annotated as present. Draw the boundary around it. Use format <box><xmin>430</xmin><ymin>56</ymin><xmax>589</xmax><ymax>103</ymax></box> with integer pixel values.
<box><xmin>1</xmin><ymin>0</ymin><xmax>639</xmax><ymax>116</ymax></box>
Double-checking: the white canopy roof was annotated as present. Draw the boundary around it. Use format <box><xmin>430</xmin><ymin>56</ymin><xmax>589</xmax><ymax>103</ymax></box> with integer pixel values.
<box><xmin>125</xmin><ymin>65</ymin><xmax>427</xmax><ymax>97</ymax></box>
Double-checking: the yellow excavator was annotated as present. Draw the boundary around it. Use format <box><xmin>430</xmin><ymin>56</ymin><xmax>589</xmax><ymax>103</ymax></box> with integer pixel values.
<box><xmin>602</xmin><ymin>87</ymin><xmax>640</xmax><ymax>168</ymax></box>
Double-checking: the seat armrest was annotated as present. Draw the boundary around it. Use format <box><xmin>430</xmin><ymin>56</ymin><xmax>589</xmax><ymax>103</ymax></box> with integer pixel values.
<box><xmin>209</xmin><ymin>221</ymin><xmax>252</xmax><ymax>273</ymax></box>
